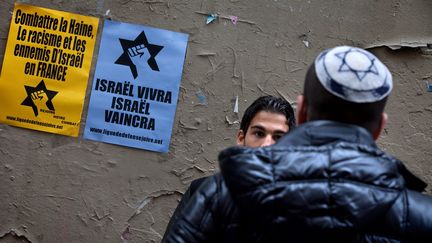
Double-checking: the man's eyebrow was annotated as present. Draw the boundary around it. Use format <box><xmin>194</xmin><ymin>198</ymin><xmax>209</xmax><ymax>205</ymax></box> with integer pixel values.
<box><xmin>249</xmin><ymin>125</ymin><xmax>288</xmax><ymax>134</ymax></box>
<box><xmin>249</xmin><ymin>125</ymin><xmax>265</xmax><ymax>130</ymax></box>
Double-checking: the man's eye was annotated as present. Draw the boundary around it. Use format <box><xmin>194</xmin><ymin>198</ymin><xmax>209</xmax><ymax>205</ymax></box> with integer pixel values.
<box><xmin>254</xmin><ymin>131</ymin><xmax>265</xmax><ymax>137</ymax></box>
<box><xmin>273</xmin><ymin>135</ymin><xmax>282</xmax><ymax>141</ymax></box>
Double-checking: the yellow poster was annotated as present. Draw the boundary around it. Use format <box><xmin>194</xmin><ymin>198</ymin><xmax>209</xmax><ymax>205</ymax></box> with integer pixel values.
<box><xmin>0</xmin><ymin>3</ymin><xmax>99</xmax><ymax>136</ymax></box>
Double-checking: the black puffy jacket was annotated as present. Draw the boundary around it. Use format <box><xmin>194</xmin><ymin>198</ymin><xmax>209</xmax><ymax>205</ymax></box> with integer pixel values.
<box><xmin>163</xmin><ymin>121</ymin><xmax>432</xmax><ymax>243</ymax></box>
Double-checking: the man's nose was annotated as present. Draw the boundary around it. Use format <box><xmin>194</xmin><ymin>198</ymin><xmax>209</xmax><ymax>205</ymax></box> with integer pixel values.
<box><xmin>260</xmin><ymin>135</ymin><xmax>275</xmax><ymax>147</ymax></box>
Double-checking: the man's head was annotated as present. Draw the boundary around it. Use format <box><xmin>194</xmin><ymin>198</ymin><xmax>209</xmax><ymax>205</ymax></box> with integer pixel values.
<box><xmin>296</xmin><ymin>46</ymin><xmax>393</xmax><ymax>140</ymax></box>
<box><xmin>236</xmin><ymin>96</ymin><xmax>296</xmax><ymax>147</ymax></box>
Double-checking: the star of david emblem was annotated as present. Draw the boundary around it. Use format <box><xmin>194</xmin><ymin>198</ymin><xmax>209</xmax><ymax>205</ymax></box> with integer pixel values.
<box><xmin>21</xmin><ymin>80</ymin><xmax>58</xmax><ymax>117</ymax></box>
<box><xmin>115</xmin><ymin>31</ymin><xmax>163</xmax><ymax>79</ymax></box>
<box><xmin>335</xmin><ymin>48</ymin><xmax>379</xmax><ymax>81</ymax></box>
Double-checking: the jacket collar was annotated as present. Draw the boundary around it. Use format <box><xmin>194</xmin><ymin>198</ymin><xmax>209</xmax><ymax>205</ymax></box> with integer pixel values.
<box><xmin>276</xmin><ymin>120</ymin><xmax>376</xmax><ymax>148</ymax></box>
<box><xmin>274</xmin><ymin>120</ymin><xmax>427</xmax><ymax>192</ymax></box>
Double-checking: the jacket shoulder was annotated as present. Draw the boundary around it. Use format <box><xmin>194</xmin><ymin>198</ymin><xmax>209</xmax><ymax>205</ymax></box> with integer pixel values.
<box><xmin>404</xmin><ymin>190</ymin><xmax>432</xmax><ymax>237</ymax></box>
<box><xmin>163</xmin><ymin>174</ymin><xmax>232</xmax><ymax>243</ymax></box>
<box><xmin>381</xmin><ymin>189</ymin><xmax>432</xmax><ymax>241</ymax></box>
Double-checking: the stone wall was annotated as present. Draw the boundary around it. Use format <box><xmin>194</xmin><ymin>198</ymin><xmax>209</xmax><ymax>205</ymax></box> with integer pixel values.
<box><xmin>1</xmin><ymin>0</ymin><xmax>431</xmax><ymax>242</ymax></box>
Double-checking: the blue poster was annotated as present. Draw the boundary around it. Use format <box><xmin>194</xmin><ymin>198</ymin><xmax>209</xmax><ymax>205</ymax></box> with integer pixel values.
<box><xmin>84</xmin><ymin>20</ymin><xmax>188</xmax><ymax>152</ymax></box>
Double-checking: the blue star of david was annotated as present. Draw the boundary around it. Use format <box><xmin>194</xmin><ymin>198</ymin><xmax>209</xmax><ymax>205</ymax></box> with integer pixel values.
<box><xmin>335</xmin><ymin>48</ymin><xmax>379</xmax><ymax>81</ymax></box>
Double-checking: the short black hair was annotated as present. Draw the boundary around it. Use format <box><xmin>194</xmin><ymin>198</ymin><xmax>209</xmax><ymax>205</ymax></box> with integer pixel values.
<box><xmin>304</xmin><ymin>63</ymin><xmax>387</xmax><ymax>133</ymax></box>
<box><xmin>240</xmin><ymin>96</ymin><xmax>296</xmax><ymax>133</ymax></box>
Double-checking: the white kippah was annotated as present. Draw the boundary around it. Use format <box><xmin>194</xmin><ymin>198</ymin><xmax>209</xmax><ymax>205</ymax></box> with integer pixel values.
<box><xmin>314</xmin><ymin>46</ymin><xmax>393</xmax><ymax>103</ymax></box>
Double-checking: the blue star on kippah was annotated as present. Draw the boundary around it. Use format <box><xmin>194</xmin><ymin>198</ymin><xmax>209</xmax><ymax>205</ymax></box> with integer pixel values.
<box><xmin>314</xmin><ymin>45</ymin><xmax>393</xmax><ymax>102</ymax></box>
<box><xmin>335</xmin><ymin>48</ymin><xmax>379</xmax><ymax>81</ymax></box>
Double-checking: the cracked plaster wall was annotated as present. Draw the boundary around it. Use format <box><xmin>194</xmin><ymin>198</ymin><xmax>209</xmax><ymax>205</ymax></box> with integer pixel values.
<box><xmin>0</xmin><ymin>0</ymin><xmax>431</xmax><ymax>242</ymax></box>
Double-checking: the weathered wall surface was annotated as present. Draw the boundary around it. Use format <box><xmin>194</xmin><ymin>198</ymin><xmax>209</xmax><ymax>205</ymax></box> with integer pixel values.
<box><xmin>0</xmin><ymin>0</ymin><xmax>431</xmax><ymax>242</ymax></box>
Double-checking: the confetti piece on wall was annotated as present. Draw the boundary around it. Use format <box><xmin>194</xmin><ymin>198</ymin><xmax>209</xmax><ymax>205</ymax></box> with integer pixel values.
<box><xmin>196</xmin><ymin>90</ymin><xmax>208</xmax><ymax>105</ymax></box>
<box><xmin>230</xmin><ymin>15</ymin><xmax>238</xmax><ymax>25</ymax></box>
<box><xmin>234</xmin><ymin>95</ymin><xmax>239</xmax><ymax>113</ymax></box>
<box><xmin>426</xmin><ymin>81</ymin><xmax>432</xmax><ymax>92</ymax></box>
<box><xmin>206</xmin><ymin>14</ymin><xmax>217</xmax><ymax>24</ymax></box>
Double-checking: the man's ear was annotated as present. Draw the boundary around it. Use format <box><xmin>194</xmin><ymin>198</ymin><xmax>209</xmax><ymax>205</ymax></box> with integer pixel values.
<box><xmin>296</xmin><ymin>95</ymin><xmax>308</xmax><ymax>125</ymax></box>
<box><xmin>236</xmin><ymin>130</ymin><xmax>245</xmax><ymax>146</ymax></box>
<box><xmin>372</xmin><ymin>112</ymin><xmax>388</xmax><ymax>141</ymax></box>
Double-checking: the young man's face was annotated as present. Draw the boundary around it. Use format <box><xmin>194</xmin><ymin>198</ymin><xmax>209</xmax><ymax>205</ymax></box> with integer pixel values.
<box><xmin>236</xmin><ymin>111</ymin><xmax>289</xmax><ymax>148</ymax></box>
